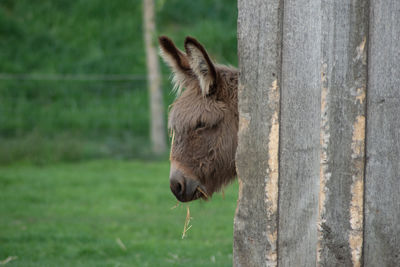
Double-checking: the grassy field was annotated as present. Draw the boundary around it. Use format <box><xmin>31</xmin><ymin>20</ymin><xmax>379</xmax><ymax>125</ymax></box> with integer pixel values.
<box><xmin>1</xmin><ymin>2</ymin><xmax>239</xmax><ymax>264</ymax></box>
<box><xmin>0</xmin><ymin>160</ymin><xmax>238</xmax><ymax>266</ymax></box>
<box><xmin>0</xmin><ymin>0</ymin><xmax>237</xmax><ymax>163</ymax></box>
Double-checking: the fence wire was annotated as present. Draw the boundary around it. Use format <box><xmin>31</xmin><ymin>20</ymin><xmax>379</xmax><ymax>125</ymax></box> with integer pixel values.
<box><xmin>0</xmin><ymin>73</ymin><xmax>147</xmax><ymax>82</ymax></box>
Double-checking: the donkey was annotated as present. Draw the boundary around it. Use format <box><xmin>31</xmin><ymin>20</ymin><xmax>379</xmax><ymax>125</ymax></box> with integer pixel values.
<box><xmin>159</xmin><ymin>36</ymin><xmax>238</xmax><ymax>202</ymax></box>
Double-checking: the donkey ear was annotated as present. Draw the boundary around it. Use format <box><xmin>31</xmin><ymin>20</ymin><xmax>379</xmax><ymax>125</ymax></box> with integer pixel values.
<box><xmin>184</xmin><ymin>37</ymin><xmax>217</xmax><ymax>96</ymax></box>
<box><xmin>159</xmin><ymin>36</ymin><xmax>191</xmax><ymax>93</ymax></box>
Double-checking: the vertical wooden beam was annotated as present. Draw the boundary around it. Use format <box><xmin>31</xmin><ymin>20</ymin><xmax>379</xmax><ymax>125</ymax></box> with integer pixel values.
<box><xmin>317</xmin><ymin>1</ymin><xmax>369</xmax><ymax>266</ymax></box>
<box><xmin>234</xmin><ymin>0</ymin><xmax>282</xmax><ymax>266</ymax></box>
<box><xmin>364</xmin><ymin>1</ymin><xmax>400</xmax><ymax>265</ymax></box>
<box><xmin>143</xmin><ymin>0</ymin><xmax>167</xmax><ymax>155</ymax></box>
<box><xmin>278</xmin><ymin>1</ymin><xmax>321</xmax><ymax>266</ymax></box>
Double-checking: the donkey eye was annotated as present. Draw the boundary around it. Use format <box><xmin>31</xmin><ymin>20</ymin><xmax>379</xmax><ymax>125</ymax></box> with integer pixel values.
<box><xmin>195</xmin><ymin>122</ymin><xmax>206</xmax><ymax>130</ymax></box>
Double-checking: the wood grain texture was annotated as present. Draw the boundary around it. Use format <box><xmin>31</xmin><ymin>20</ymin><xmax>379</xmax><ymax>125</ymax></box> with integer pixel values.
<box><xmin>317</xmin><ymin>1</ymin><xmax>369</xmax><ymax>266</ymax></box>
<box><xmin>364</xmin><ymin>0</ymin><xmax>400</xmax><ymax>265</ymax></box>
<box><xmin>235</xmin><ymin>1</ymin><xmax>399</xmax><ymax>265</ymax></box>
<box><xmin>277</xmin><ymin>0</ymin><xmax>321</xmax><ymax>266</ymax></box>
<box><xmin>234</xmin><ymin>0</ymin><xmax>282</xmax><ymax>266</ymax></box>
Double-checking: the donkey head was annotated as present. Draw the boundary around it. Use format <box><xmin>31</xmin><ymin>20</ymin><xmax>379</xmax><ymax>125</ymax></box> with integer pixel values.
<box><xmin>159</xmin><ymin>36</ymin><xmax>238</xmax><ymax>202</ymax></box>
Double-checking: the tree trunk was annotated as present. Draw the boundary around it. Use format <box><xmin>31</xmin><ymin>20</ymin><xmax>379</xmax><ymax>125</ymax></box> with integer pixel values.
<box><xmin>234</xmin><ymin>0</ymin><xmax>399</xmax><ymax>266</ymax></box>
<box><xmin>143</xmin><ymin>0</ymin><xmax>167</xmax><ymax>155</ymax></box>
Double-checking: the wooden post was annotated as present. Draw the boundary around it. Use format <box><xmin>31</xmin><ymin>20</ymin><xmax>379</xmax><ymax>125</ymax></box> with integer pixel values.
<box><xmin>234</xmin><ymin>0</ymin><xmax>282</xmax><ymax>265</ymax></box>
<box><xmin>278</xmin><ymin>0</ymin><xmax>321</xmax><ymax>265</ymax></box>
<box><xmin>318</xmin><ymin>1</ymin><xmax>369</xmax><ymax>266</ymax></box>
<box><xmin>364</xmin><ymin>0</ymin><xmax>400</xmax><ymax>266</ymax></box>
<box><xmin>234</xmin><ymin>0</ymin><xmax>400</xmax><ymax>266</ymax></box>
<box><xmin>143</xmin><ymin>0</ymin><xmax>167</xmax><ymax>155</ymax></box>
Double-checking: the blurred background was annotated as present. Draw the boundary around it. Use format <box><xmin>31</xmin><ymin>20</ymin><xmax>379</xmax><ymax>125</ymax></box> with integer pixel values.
<box><xmin>0</xmin><ymin>0</ymin><xmax>237</xmax><ymax>163</ymax></box>
<box><xmin>0</xmin><ymin>0</ymin><xmax>238</xmax><ymax>266</ymax></box>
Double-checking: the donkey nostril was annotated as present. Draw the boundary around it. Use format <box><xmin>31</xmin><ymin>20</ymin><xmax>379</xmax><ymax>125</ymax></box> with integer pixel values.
<box><xmin>170</xmin><ymin>177</ymin><xmax>185</xmax><ymax>197</ymax></box>
<box><xmin>176</xmin><ymin>182</ymin><xmax>182</xmax><ymax>194</ymax></box>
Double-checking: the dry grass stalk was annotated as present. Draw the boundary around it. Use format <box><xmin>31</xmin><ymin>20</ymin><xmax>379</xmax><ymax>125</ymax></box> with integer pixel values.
<box><xmin>197</xmin><ymin>186</ymin><xmax>209</xmax><ymax>199</ymax></box>
<box><xmin>181</xmin><ymin>205</ymin><xmax>192</xmax><ymax>239</ymax></box>
<box><xmin>170</xmin><ymin>201</ymin><xmax>180</xmax><ymax>210</ymax></box>
<box><xmin>222</xmin><ymin>188</ymin><xmax>225</xmax><ymax>199</ymax></box>
<box><xmin>116</xmin><ymin>238</ymin><xmax>127</xmax><ymax>251</ymax></box>
<box><xmin>0</xmin><ymin>256</ymin><xmax>18</xmax><ymax>265</ymax></box>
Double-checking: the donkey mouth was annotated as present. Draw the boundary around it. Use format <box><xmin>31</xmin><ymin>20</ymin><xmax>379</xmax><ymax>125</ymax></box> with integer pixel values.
<box><xmin>179</xmin><ymin>185</ymin><xmax>208</xmax><ymax>202</ymax></box>
<box><xmin>170</xmin><ymin>178</ymin><xmax>209</xmax><ymax>202</ymax></box>
<box><xmin>169</xmin><ymin>166</ymin><xmax>209</xmax><ymax>202</ymax></box>
<box><xmin>195</xmin><ymin>186</ymin><xmax>209</xmax><ymax>200</ymax></box>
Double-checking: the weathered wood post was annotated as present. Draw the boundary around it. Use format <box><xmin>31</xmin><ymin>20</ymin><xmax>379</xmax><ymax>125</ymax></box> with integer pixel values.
<box><xmin>143</xmin><ymin>0</ymin><xmax>167</xmax><ymax>155</ymax></box>
<box><xmin>234</xmin><ymin>0</ymin><xmax>400</xmax><ymax>266</ymax></box>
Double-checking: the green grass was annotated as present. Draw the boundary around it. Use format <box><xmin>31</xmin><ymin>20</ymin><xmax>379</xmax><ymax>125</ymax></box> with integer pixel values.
<box><xmin>0</xmin><ymin>160</ymin><xmax>238</xmax><ymax>266</ymax></box>
<box><xmin>0</xmin><ymin>3</ymin><xmax>239</xmax><ymax>263</ymax></box>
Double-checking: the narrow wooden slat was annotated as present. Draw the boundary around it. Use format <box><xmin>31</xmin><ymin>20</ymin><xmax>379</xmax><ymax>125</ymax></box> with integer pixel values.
<box><xmin>234</xmin><ymin>0</ymin><xmax>282</xmax><ymax>266</ymax></box>
<box><xmin>278</xmin><ymin>0</ymin><xmax>321</xmax><ymax>266</ymax></box>
<box><xmin>317</xmin><ymin>1</ymin><xmax>369</xmax><ymax>266</ymax></box>
<box><xmin>364</xmin><ymin>0</ymin><xmax>400</xmax><ymax>265</ymax></box>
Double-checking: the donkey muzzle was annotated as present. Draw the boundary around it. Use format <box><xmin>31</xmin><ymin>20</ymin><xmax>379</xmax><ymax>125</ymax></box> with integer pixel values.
<box><xmin>169</xmin><ymin>168</ymin><xmax>202</xmax><ymax>202</ymax></box>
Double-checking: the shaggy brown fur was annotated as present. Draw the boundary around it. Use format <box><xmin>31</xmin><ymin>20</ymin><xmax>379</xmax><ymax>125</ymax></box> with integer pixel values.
<box><xmin>159</xmin><ymin>36</ymin><xmax>238</xmax><ymax>202</ymax></box>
